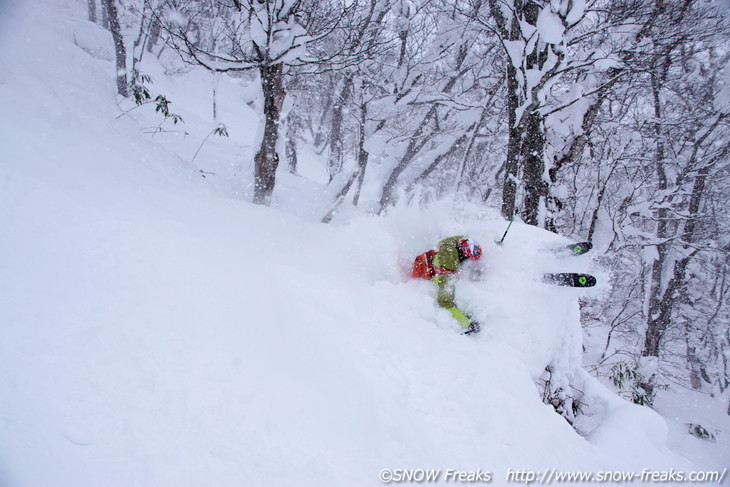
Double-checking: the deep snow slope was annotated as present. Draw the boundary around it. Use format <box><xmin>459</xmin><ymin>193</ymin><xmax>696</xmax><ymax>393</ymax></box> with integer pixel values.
<box><xmin>0</xmin><ymin>1</ymin><xmax>716</xmax><ymax>486</ymax></box>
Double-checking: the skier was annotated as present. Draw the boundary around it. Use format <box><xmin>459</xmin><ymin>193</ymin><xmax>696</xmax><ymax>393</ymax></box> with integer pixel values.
<box><xmin>411</xmin><ymin>236</ymin><xmax>483</xmax><ymax>335</ymax></box>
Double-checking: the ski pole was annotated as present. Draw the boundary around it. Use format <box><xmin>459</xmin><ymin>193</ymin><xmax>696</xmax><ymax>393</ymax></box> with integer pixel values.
<box><xmin>496</xmin><ymin>215</ymin><xmax>515</xmax><ymax>245</ymax></box>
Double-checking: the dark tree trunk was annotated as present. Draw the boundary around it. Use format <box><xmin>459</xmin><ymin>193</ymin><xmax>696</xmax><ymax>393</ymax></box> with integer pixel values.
<box><xmin>640</xmin><ymin>255</ymin><xmax>693</xmax><ymax>401</ymax></box>
<box><xmin>352</xmin><ymin>102</ymin><xmax>370</xmax><ymax>206</ymax></box>
<box><xmin>147</xmin><ymin>14</ymin><xmax>162</xmax><ymax>54</ymax></box>
<box><xmin>322</xmin><ymin>102</ymin><xmax>371</xmax><ymax>223</ymax></box>
<box><xmin>397</xmin><ymin>30</ymin><xmax>408</xmax><ymax>69</ymax></box>
<box><xmin>499</xmin><ymin>0</ymin><xmax>546</xmax><ymax>223</ymax></box>
<box><xmin>686</xmin><ymin>327</ymin><xmax>704</xmax><ymax>390</ymax></box>
<box><xmin>285</xmin><ymin>111</ymin><xmax>300</xmax><ymax>174</ymax></box>
<box><xmin>328</xmin><ymin>76</ymin><xmax>354</xmax><ymax>182</ymax></box>
<box><xmin>501</xmin><ymin>63</ymin><xmax>520</xmax><ymax>220</ymax></box>
<box><xmin>493</xmin><ymin>0</ymin><xmax>554</xmax><ymax>227</ymax></box>
<box><xmin>253</xmin><ymin>63</ymin><xmax>285</xmax><ymax>205</ymax></box>
<box><xmin>88</xmin><ymin>0</ymin><xmax>97</xmax><ymax>23</ymax></box>
<box><xmin>518</xmin><ymin>0</ymin><xmax>548</xmax><ymax>226</ymax></box>
<box><xmin>520</xmin><ymin>109</ymin><xmax>547</xmax><ymax>226</ymax></box>
<box><xmin>285</xmin><ymin>126</ymin><xmax>298</xmax><ymax>175</ymax></box>
<box><xmin>101</xmin><ymin>0</ymin><xmax>109</xmax><ymax>29</ymax></box>
<box><xmin>102</xmin><ymin>0</ymin><xmax>128</xmax><ymax>97</ymax></box>
<box><xmin>639</xmin><ymin>71</ymin><xmax>671</xmax><ymax>401</ymax></box>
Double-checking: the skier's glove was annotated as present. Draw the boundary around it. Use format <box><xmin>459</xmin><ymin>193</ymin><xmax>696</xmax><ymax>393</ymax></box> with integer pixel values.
<box><xmin>463</xmin><ymin>321</ymin><xmax>480</xmax><ymax>335</ymax></box>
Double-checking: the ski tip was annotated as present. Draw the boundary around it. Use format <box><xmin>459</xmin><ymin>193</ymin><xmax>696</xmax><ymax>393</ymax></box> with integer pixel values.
<box><xmin>543</xmin><ymin>272</ymin><xmax>597</xmax><ymax>287</ymax></box>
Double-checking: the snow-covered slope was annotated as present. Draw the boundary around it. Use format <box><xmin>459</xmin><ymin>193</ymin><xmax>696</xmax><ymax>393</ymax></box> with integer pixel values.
<box><xmin>0</xmin><ymin>2</ymin><xmax>719</xmax><ymax>486</ymax></box>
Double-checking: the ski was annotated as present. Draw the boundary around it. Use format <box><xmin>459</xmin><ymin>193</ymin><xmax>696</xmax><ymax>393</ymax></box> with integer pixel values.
<box><xmin>549</xmin><ymin>241</ymin><xmax>593</xmax><ymax>257</ymax></box>
<box><xmin>543</xmin><ymin>273</ymin><xmax>597</xmax><ymax>288</ymax></box>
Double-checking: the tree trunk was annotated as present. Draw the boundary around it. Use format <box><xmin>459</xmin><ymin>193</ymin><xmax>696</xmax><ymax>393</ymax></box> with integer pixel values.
<box><xmin>100</xmin><ymin>0</ymin><xmax>109</xmax><ymax>29</ymax></box>
<box><xmin>518</xmin><ymin>0</ymin><xmax>549</xmax><ymax>227</ymax></box>
<box><xmin>520</xmin><ymin>109</ymin><xmax>547</xmax><ymax>226</ymax></box>
<box><xmin>324</xmin><ymin>0</ymin><xmax>381</xmax><ymax>182</ymax></box>
<box><xmin>397</xmin><ymin>30</ymin><xmax>408</xmax><ymax>69</ymax></box>
<box><xmin>328</xmin><ymin>76</ymin><xmax>354</xmax><ymax>182</ymax></box>
<box><xmin>285</xmin><ymin>110</ymin><xmax>301</xmax><ymax>175</ymax></box>
<box><xmin>352</xmin><ymin>101</ymin><xmax>370</xmax><ymax>206</ymax></box>
<box><xmin>285</xmin><ymin>124</ymin><xmax>298</xmax><ymax>174</ymax></box>
<box><xmin>501</xmin><ymin>63</ymin><xmax>520</xmax><ymax>220</ymax></box>
<box><xmin>147</xmin><ymin>14</ymin><xmax>162</xmax><ymax>54</ymax></box>
<box><xmin>322</xmin><ymin>101</ymin><xmax>371</xmax><ymax>222</ymax></box>
<box><xmin>686</xmin><ymin>326</ymin><xmax>704</xmax><ymax>390</ymax></box>
<box><xmin>87</xmin><ymin>0</ymin><xmax>97</xmax><ymax>23</ymax></box>
<box><xmin>253</xmin><ymin>63</ymin><xmax>285</xmax><ymax>205</ymax></box>
<box><xmin>497</xmin><ymin>0</ymin><xmax>548</xmax><ymax>225</ymax></box>
<box><xmin>102</xmin><ymin>0</ymin><xmax>128</xmax><ymax>97</ymax></box>
<box><xmin>640</xmin><ymin>254</ymin><xmax>693</xmax><ymax>401</ymax></box>
<box><xmin>639</xmin><ymin>70</ymin><xmax>671</xmax><ymax>401</ymax></box>
<box><xmin>547</xmin><ymin>77</ymin><xmax>618</xmax><ymax>232</ymax></box>
<box><xmin>321</xmin><ymin>168</ymin><xmax>360</xmax><ymax>223</ymax></box>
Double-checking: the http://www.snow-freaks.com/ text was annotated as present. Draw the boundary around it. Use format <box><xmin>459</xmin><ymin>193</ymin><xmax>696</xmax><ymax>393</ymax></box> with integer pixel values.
<box><xmin>378</xmin><ymin>467</ymin><xmax>728</xmax><ymax>484</ymax></box>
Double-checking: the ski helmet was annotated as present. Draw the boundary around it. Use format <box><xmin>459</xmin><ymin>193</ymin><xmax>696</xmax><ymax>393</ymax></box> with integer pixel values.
<box><xmin>458</xmin><ymin>238</ymin><xmax>482</xmax><ymax>261</ymax></box>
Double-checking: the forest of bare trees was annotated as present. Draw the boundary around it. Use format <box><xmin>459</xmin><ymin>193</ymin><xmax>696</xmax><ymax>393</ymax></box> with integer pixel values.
<box><xmin>91</xmin><ymin>0</ymin><xmax>730</xmax><ymax>411</ymax></box>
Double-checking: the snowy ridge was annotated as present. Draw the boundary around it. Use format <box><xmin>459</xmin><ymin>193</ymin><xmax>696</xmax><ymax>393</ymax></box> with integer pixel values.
<box><xmin>0</xmin><ymin>1</ymin><xmax>715</xmax><ymax>486</ymax></box>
